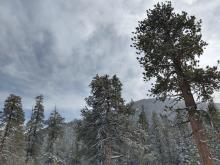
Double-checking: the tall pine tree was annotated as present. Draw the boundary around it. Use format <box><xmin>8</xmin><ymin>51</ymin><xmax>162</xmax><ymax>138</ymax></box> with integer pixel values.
<box><xmin>150</xmin><ymin>112</ymin><xmax>164</xmax><ymax>164</ymax></box>
<box><xmin>44</xmin><ymin>108</ymin><xmax>64</xmax><ymax>165</ymax></box>
<box><xmin>138</xmin><ymin>105</ymin><xmax>148</xmax><ymax>131</ymax></box>
<box><xmin>78</xmin><ymin>74</ymin><xmax>129</xmax><ymax>165</ymax></box>
<box><xmin>25</xmin><ymin>95</ymin><xmax>45</xmax><ymax>164</ymax></box>
<box><xmin>130</xmin><ymin>105</ymin><xmax>152</xmax><ymax>164</ymax></box>
<box><xmin>131</xmin><ymin>1</ymin><xmax>220</xmax><ymax>164</ymax></box>
<box><xmin>0</xmin><ymin>94</ymin><xmax>25</xmax><ymax>164</ymax></box>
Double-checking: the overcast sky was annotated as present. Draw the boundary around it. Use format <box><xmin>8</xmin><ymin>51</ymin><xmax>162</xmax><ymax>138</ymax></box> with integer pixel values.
<box><xmin>0</xmin><ymin>0</ymin><xmax>220</xmax><ymax>121</ymax></box>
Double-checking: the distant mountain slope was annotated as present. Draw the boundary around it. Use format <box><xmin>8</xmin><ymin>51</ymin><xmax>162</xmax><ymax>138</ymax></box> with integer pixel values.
<box><xmin>132</xmin><ymin>98</ymin><xmax>220</xmax><ymax>120</ymax></box>
<box><xmin>38</xmin><ymin>98</ymin><xmax>220</xmax><ymax>164</ymax></box>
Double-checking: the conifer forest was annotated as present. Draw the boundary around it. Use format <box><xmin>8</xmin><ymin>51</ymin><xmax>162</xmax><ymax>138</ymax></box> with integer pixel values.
<box><xmin>1</xmin><ymin>1</ymin><xmax>220</xmax><ymax>165</ymax></box>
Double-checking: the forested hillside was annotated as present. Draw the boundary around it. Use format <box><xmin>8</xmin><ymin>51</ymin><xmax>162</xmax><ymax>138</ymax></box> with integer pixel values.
<box><xmin>0</xmin><ymin>94</ymin><xmax>220</xmax><ymax>165</ymax></box>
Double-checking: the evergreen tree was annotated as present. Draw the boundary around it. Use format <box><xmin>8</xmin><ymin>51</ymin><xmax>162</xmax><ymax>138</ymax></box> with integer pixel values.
<box><xmin>150</xmin><ymin>112</ymin><xmax>164</xmax><ymax>164</ymax></box>
<box><xmin>174</xmin><ymin>110</ymin><xmax>200</xmax><ymax>164</ymax></box>
<box><xmin>44</xmin><ymin>108</ymin><xmax>65</xmax><ymax>165</ymax></box>
<box><xmin>69</xmin><ymin>120</ymin><xmax>82</xmax><ymax>165</ymax></box>
<box><xmin>207</xmin><ymin>100</ymin><xmax>220</xmax><ymax>162</ymax></box>
<box><xmin>131</xmin><ymin>1</ymin><xmax>220</xmax><ymax>164</ymax></box>
<box><xmin>109</xmin><ymin>103</ymin><xmax>140</xmax><ymax>164</ymax></box>
<box><xmin>127</xmin><ymin>105</ymin><xmax>152</xmax><ymax>164</ymax></box>
<box><xmin>25</xmin><ymin>95</ymin><xmax>45</xmax><ymax>164</ymax></box>
<box><xmin>70</xmin><ymin>138</ymin><xmax>81</xmax><ymax>165</ymax></box>
<box><xmin>160</xmin><ymin>114</ymin><xmax>179</xmax><ymax>164</ymax></box>
<box><xmin>77</xmin><ymin>74</ymin><xmax>130</xmax><ymax>165</ymax></box>
<box><xmin>0</xmin><ymin>94</ymin><xmax>25</xmax><ymax>165</ymax></box>
<box><xmin>207</xmin><ymin>100</ymin><xmax>220</xmax><ymax>132</ymax></box>
<box><xmin>138</xmin><ymin>105</ymin><xmax>148</xmax><ymax>131</ymax></box>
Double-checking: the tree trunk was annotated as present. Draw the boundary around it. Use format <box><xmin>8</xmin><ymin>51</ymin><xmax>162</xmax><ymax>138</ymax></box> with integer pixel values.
<box><xmin>180</xmin><ymin>78</ymin><xmax>213</xmax><ymax>165</ymax></box>
<box><xmin>104</xmin><ymin>141</ymin><xmax>112</xmax><ymax>165</ymax></box>
<box><xmin>173</xmin><ymin>59</ymin><xmax>214</xmax><ymax>165</ymax></box>
<box><xmin>189</xmin><ymin>112</ymin><xmax>213</xmax><ymax>164</ymax></box>
<box><xmin>104</xmin><ymin>101</ymin><xmax>112</xmax><ymax>165</ymax></box>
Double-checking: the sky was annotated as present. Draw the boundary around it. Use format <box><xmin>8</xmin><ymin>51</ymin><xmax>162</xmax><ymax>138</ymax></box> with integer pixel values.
<box><xmin>0</xmin><ymin>0</ymin><xmax>220</xmax><ymax>121</ymax></box>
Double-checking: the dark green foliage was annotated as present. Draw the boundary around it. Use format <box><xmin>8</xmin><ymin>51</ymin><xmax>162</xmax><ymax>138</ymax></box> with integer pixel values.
<box><xmin>0</xmin><ymin>93</ymin><xmax>219</xmax><ymax>164</ymax></box>
<box><xmin>131</xmin><ymin>1</ymin><xmax>220</xmax><ymax>102</ymax></box>
<box><xmin>131</xmin><ymin>2</ymin><xmax>220</xmax><ymax>163</ymax></box>
<box><xmin>26</xmin><ymin>95</ymin><xmax>45</xmax><ymax>164</ymax></box>
<box><xmin>44</xmin><ymin>109</ymin><xmax>65</xmax><ymax>165</ymax></box>
<box><xmin>77</xmin><ymin>74</ymin><xmax>131</xmax><ymax>164</ymax></box>
<box><xmin>0</xmin><ymin>94</ymin><xmax>25</xmax><ymax>164</ymax></box>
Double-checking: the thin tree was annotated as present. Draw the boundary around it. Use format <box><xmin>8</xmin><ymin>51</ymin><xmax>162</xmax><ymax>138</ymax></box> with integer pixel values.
<box><xmin>71</xmin><ymin>120</ymin><xmax>82</xmax><ymax>165</ymax></box>
<box><xmin>207</xmin><ymin>100</ymin><xmax>220</xmax><ymax>161</ymax></box>
<box><xmin>138</xmin><ymin>105</ymin><xmax>148</xmax><ymax>131</ymax></box>
<box><xmin>131</xmin><ymin>2</ymin><xmax>220</xmax><ymax>164</ymax></box>
<box><xmin>174</xmin><ymin>110</ymin><xmax>199</xmax><ymax>164</ymax></box>
<box><xmin>136</xmin><ymin>105</ymin><xmax>151</xmax><ymax>164</ymax></box>
<box><xmin>25</xmin><ymin>95</ymin><xmax>45</xmax><ymax>164</ymax></box>
<box><xmin>44</xmin><ymin>108</ymin><xmax>64</xmax><ymax>165</ymax></box>
<box><xmin>150</xmin><ymin>112</ymin><xmax>164</xmax><ymax>164</ymax></box>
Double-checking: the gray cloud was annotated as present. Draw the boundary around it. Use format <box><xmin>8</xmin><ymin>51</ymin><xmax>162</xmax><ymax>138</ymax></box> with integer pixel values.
<box><xmin>0</xmin><ymin>0</ymin><xmax>220</xmax><ymax>121</ymax></box>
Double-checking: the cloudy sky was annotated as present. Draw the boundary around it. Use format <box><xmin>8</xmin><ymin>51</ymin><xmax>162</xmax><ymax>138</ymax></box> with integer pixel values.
<box><xmin>0</xmin><ymin>0</ymin><xmax>220</xmax><ymax>121</ymax></box>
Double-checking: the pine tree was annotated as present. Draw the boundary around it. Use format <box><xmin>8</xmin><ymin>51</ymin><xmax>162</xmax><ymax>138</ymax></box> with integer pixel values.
<box><xmin>44</xmin><ymin>108</ymin><xmax>65</xmax><ymax>165</ymax></box>
<box><xmin>207</xmin><ymin>100</ymin><xmax>220</xmax><ymax>132</ymax></box>
<box><xmin>69</xmin><ymin>120</ymin><xmax>82</xmax><ymax>165</ymax></box>
<box><xmin>131</xmin><ymin>1</ymin><xmax>220</xmax><ymax>164</ymax></box>
<box><xmin>160</xmin><ymin>114</ymin><xmax>179</xmax><ymax>164</ymax></box>
<box><xmin>25</xmin><ymin>95</ymin><xmax>45</xmax><ymax>164</ymax></box>
<box><xmin>207</xmin><ymin>100</ymin><xmax>220</xmax><ymax>162</ymax></box>
<box><xmin>129</xmin><ymin>105</ymin><xmax>152</xmax><ymax>164</ymax></box>
<box><xmin>138</xmin><ymin>105</ymin><xmax>148</xmax><ymax>131</ymax></box>
<box><xmin>0</xmin><ymin>94</ymin><xmax>25</xmax><ymax>164</ymax></box>
<box><xmin>174</xmin><ymin>110</ymin><xmax>200</xmax><ymax>164</ymax></box>
<box><xmin>77</xmin><ymin>74</ymin><xmax>130</xmax><ymax>165</ymax></box>
<box><xmin>70</xmin><ymin>138</ymin><xmax>81</xmax><ymax>165</ymax></box>
<box><xmin>150</xmin><ymin>112</ymin><xmax>164</xmax><ymax>164</ymax></box>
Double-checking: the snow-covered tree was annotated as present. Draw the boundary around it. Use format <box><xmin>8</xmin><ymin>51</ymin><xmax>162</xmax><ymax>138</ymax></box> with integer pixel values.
<box><xmin>0</xmin><ymin>94</ymin><xmax>25</xmax><ymax>165</ymax></box>
<box><xmin>160</xmin><ymin>114</ymin><xmax>179</xmax><ymax>164</ymax></box>
<box><xmin>138</xmin><ymin>105</ymin><xmax>148</xmax><ymax>131</ymax></box>
<box><xmin>25</xmin><ymin>95</ymin><xmax>45</xmax><ymax>164</ymax></box>
<box><xmin>207</xmin><ymin>100</ymin><xmax>220</xmax><ymax>162</ymax></box>
<box><xmin>69</xmin><ymin>120</ymin><xmax>82</xmax><ymax>165</ymax></box>
<box><xmin>124</xmin><ymin>105</ymin><xmax>153</xmax><ymax>164</ymax></box>
<box><xmin>150</xmin><ymin>112</ymin><xmax>164</xmax><ymax>164</ymax></box>
<box><xmin>174</xmin><ymin>110</ymin><xmax>199</xmax><ymax>164</ymax></box>
<box><xmin>44</xmin><ymin>108</ymin><xmax>65</xmax><ymax>165</ymax></box>
<box><xmin>78</xmin><ymin>74</ymin><xmax>132</xmax><ymax>165</ymax></box>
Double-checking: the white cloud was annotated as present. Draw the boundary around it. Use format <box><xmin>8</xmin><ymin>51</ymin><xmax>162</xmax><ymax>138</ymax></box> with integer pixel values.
<box><xmin>181</xmin><ymin>0</ymin><xmax>198</xmax><ymax>5</ymax></box>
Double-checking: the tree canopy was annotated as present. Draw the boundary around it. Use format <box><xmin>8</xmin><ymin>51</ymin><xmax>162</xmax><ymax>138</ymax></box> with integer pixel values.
<box><xmin>131</xmin><ymin>1</ymin><xmax>220</xmax><ymax>102</ymax></box>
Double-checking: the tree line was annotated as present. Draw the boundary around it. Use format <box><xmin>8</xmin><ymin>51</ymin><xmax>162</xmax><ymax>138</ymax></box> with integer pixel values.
<box><xmin>0</xmin><ymin>74</ymin><xmax>220</xmax><ymax>165</ymax></box>
<box><xmin>0</xmin><ymin>94</ymin><xmax>64</xmax><ymax>164</ymax></box>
